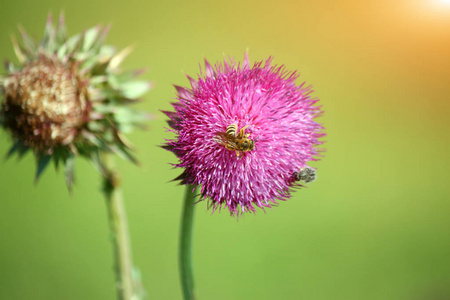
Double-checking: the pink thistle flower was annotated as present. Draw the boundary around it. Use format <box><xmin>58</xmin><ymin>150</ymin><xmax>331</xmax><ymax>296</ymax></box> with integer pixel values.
<box><xmin>164</xmin><ymin>54</ymin><xmax>325</xmax><ymax>215</ymax></box>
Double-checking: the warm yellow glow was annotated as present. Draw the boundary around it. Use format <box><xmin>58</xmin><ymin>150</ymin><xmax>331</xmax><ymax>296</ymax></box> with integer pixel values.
<box><xmin>390</xmin><ymin>0</ymin><xmax>450</xmax><ymax>31</ymax></box>
<box><xmin>431</xmin><ymin>0</ymin><xmax>450</xmax><ymax>9</ymax></box>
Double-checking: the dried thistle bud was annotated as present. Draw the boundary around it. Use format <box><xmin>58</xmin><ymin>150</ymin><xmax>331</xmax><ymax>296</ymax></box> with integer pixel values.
<box><xmin>0</xmin><ymin>14</ymin><xmax>151</xmax><ymax>188</ymax></box>
<box><xmin>2</xmin><ymin>56</ymin><xmax>88</xmax><ymax>152</ymax></box>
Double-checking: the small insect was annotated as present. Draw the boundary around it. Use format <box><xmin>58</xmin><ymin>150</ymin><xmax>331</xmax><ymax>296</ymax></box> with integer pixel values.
<box><xmin>226</xmin><ymin>123</ymin><xmax>238</xmax><ymax>137</ymax></box>
<box><xmin>213</xmin><ymin>123</ymin><xmax>255</xmax><ymax>157</ymax></box>
<box><xmin>293</xmin><ymin>167</ymin><xmax>317</xmax><ymax>183</ymax></box>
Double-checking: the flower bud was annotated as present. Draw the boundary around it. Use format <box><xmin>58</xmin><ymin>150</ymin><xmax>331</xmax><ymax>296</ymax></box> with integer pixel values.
<box><xmin>0</xmin><ymin>14</ymin><xmax>150</xmax><ymax>187</ymax></box>
<box><xmin>1</xmin><ymin>56</ymin><xmax>88</xmax><ymax>153</ymax></box>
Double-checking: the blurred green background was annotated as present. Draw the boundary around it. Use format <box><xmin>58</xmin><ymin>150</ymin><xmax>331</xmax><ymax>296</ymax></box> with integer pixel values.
<box><xmin>1</xmin><ymin>0</ymin><xmax>449</xmax><ymax>299</ymax></box>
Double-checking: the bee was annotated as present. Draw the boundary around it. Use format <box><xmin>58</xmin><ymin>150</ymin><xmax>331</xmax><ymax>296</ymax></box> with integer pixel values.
<box><xmin>293</xmin><ymin>167</ymin><xmax>317</xmax><ymax>183</ymax></box>
<box><xmin>213</xmin><ymin>123</ymin><xmax>255</xmax><ymax>157</ymax></box>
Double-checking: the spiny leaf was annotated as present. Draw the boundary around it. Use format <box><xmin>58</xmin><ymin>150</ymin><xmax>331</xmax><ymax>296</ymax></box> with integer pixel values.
<box><xmin>82</xmin><ymin>130</ymin><xmax>109</xmax><ymax>150</ymax></box>
<box><xmin>11</xmin><ymin>35</ymin><xmax>26</xmax><ymax>64</ymax></box>
<box><xmin>110</xmin><ymin>144</ymin><xmax>138</xmax><ymax>165</ymax></box>
<box><xmin>89</xmin><ymin>75</ymin><xmax>107</xmax><ymax>85</ymax></box>
<box><xmin>89</xmin><ymin>148</ymin><xmax>107</xmax><ymax>177</ymax></box>
<box><xmin>94</xmin><ymin>88</ymin><xmax>123</xmax><ymax>103</ymax></box>
<box><xmin>80</xmin><ymin>54</ymin><xmax>101</xmax><ymax>73</ymax></box>
<box><xmin>55</xmin><ymin>12</ymin><xmax>67</xmax><ymax>45</ymax></box>
<box><xmin>16</xmin><ymin>144</ymin><xmax>29</xmax><ymax>160</ymax></box>
<box><xmin>113</xmin><ymin>107</ymin><xmax>137</xmax><ymax>123</ymax></box>
<box><xmin>114</xmin><ymin>108</ymin><xmax>150</xmax><ymax>127</ymax></box>
<box><xmin>18</xmin><ymin>26</ymin><xmax>37</xmax><ymax>56</ymax></box>
<box><xmin>4</xmin><ymin>60</ymin><xmax>16</xmax><ymax>73</ymax></box>
<box><xmin>57</xmin><ymin>44</ymin><xmax>68</xmax><ymax>61</ymax></box>
<box><xmin>108</xmin><ymin>45</ymin><xmax>134</xmax><ymax>71</ymax></box>
<box><xmin>41</xmin><ymin>14</ymin><xmax>56</xmax><ymax>51</ymax></box>
<box><xmin>52</xmin><ymin>147</ymin><xmax>69</xmax><ymax>171</ymax></box>
<box><xmin>117</xmin><ymin>123</ymin><xmax>134</xmax><ymax>134</ymax></box>
<box><xmin>64</xmin><ymin>154</ymin><xmax>75</xmax><ymax>191</ymax></box>
<box><xmin>67</xmin><ymin>30</ymin><xmax>86</xmax><ymax>58</ymax></box>
<box><xmin>35</xmin><ymin>154</ymin><xmax>51</xmax><ymax>183</ymax></box>
<box><xmin>121</xmin><ymin>80</ymin><xmax>151</xmax><ymax>99</ymax></box>
<box><xmin>107</xmin><ymin>74</ymin><xmax>122</xmax><ymax>89</ymax></box>
<box><xmin>116</xmin><ymin>132</ymin><xmax>134</xmax><ymax>149</ymax></box>
<box><xmin>97</xmin><ymin>45</ymin><xmax>116</xmax><ymax>63</ymax></box>
<box><xmin>4</xmin><ymin>141</ymin><xmax>22</xmax><ymax>160</ymax></box>
<box><xmin>93</xmin><ymin>104</ymin><xmax>116</xmax><ymax>114</ymax></box>
<box><xmin>90</xmin><ymin>25</ymin><xmax>110</xmax><ymax>53</ymax></box>
<box><xmin>112</xmin><ymin>69</ymin><xmax>146</xmax><ymax>84</ymax></box>
<box><xmin>82</xmin><ymin>26</ymin><xmax>101</xmax><ymax>52</ymax></box>
<box><xmin>53</xmin><ymin>152</ymin><xmax>60</xmax><ymax>170</ymax></box>
<box><xmin>86</xmin><ymin>120</ymin><xmax>105</xmax><ymax>132</ymax></box>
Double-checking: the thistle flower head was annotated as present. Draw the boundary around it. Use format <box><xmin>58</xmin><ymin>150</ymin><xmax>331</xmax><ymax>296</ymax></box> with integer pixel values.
<box><xmin>0</xmin><ymin>14</ymin><xmax>150</xmax><ymax>188</ymax></box>
<box><xmin>164</xmin><ymin>54</ymin><xmax>325</xmax><ymax>215</ymax></box>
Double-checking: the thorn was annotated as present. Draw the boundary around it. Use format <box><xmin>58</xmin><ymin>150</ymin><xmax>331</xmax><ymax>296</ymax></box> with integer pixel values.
<box><xmin>204</xmin><ymin>58</ymin><xmax>216</xmax><ymax>78</ymax></box>
<box><xmin>59</xmin><ymin>11</ymin><xmax>65</xmax><ymax>26</ymax></box>
<box><xmin>243</xmin><ymin>48</ymin><xmax>250</xmax><ymax>69</ymax></box>
<box><xmin>46</xmin><ymin>12</ymin><xmax>53</xmax><ymax>26</ymax></box>
<box><xmin>185</xmin><ymin>74</ymin><xmax>198</xmax><ymax>90</ymax></box>
<box><xmin>10</xmin><ymin>34</ymin><xmax>26</xmax><ymax>64</ymax></box>
<box><xmin>109</xmin><ymin>45</ymin><xmax>134</xmax><ymax>70</ymax></box>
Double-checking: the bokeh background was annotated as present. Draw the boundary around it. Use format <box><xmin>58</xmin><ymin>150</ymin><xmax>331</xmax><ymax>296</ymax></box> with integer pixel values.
<box><xmin>1</xmin><ymin>0</ymin><xmax>449</xmax><ymax>299</ymax></box>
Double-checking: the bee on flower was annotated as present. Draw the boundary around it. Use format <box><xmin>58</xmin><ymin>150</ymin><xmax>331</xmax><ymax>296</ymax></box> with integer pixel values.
<box><xmin>213</xmin><ymin>123</ymin><xmax>255</xmax><ymax>158</ymax></box>
<box><xmin>163</xmin><ymin>54</ymin><xmax>325</xmax><ymax>215</ymax></box>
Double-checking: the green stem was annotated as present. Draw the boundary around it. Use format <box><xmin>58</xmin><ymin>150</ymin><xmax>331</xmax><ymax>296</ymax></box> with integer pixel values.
<box><xmin>102</xmin><ymin>153</ymin><xmax>142</xmax><ymax>300</ymax></box>
<box><xmin>179</xmin><ymin>185</ymin><xmax>198</xmax><ymax>300</ymax></box>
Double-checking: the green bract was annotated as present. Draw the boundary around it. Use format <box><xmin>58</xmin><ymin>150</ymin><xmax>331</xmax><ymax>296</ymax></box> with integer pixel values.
<box><xmin>0</xmin><ymin>14</ymin><xmax>150</xmax><ymax>189</ymax></box>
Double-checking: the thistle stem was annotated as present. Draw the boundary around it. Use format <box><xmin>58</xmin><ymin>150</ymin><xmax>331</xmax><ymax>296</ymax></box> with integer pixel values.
<box><xmin>102</xmin><ymin>153</ymin><xmax>141</xmax><ymax>300</ymax></box>
<box><xmin>179</xmin><ymin>185</ymin><xmax>198</xmax><ymax>300</ymax></box>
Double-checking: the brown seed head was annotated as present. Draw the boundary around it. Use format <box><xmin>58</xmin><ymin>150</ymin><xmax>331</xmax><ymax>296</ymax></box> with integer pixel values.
<box><xmin>1</xmin><ymin>55</ymin><xmax>89</xmax><ymax>153</ymax></box>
